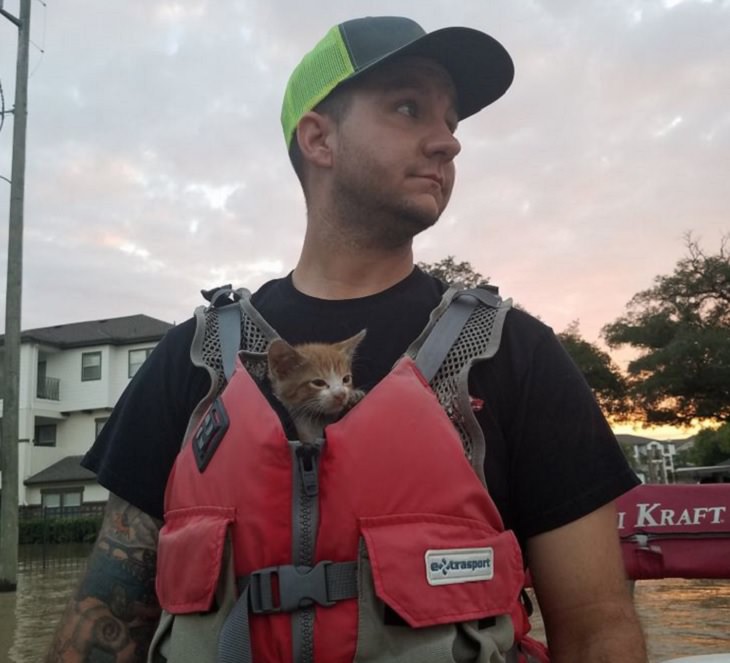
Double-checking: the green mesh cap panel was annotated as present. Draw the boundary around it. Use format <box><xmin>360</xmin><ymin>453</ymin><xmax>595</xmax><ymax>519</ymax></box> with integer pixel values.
<box><xmin>280</xmin><ymin>17</ymin><xmax>514</xmax><ymax>150</ymax></box>
<box><xmin>281</xmin><ymin>25</ymin><xmax>355</xmax><ymax>148</ymax></box>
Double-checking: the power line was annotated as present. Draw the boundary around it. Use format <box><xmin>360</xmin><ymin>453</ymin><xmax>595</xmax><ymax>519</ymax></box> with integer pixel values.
<box><xmin>29</xmin><ymin>0</ymin><xmax>47</xmax><ymax>77</ymax></box>
<box><xmin>0</xmin><ymin>78</ymin><xmax>5</xmax><ymax>134</ymax></box>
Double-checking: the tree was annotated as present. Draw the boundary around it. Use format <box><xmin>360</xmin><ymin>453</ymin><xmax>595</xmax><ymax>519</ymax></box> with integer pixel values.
<box><xmin>685</xmin><ymin>424</ymin><xmax>730</xmax><ymax>467</ymax></box>
<box><xmin>557</xmin><ymin>321</ymin><xmax>631</xmax><ymax>419</ymax></box>
<box><xmin>420</xmin><ymin>257</ymin><xmax>632</xmax><ymax>418</ymax></box>
<box><xmin>417</xmin><ymin>256</ymin><xmax>490</xmax><ymax>289</ymax></box>
<box><xmin>618</xmin><ymin>441</ymin><xmax>640</xmax><ymax>471</ymax></box>
<box><xmin>603</xmin><ymin>235</ymin><xmax>730</xmax><ymax>426</ymax></box>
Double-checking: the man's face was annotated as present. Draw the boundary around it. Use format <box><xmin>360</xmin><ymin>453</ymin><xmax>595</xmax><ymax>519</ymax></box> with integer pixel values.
<box><xmin>327</xmin><ymin>57</ymin><xmax>462</xmax><ymax>248</ymax></box>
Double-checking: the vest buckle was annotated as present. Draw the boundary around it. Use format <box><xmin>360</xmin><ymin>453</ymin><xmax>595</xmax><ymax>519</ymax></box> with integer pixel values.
<box><xmin>249</xmin><ymin>561</ymin><xmax>335</xmax><ymax>613</ymax></box>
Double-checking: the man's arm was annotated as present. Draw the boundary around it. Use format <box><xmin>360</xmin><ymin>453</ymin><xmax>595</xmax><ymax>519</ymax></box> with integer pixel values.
<box><xmin>527</xmin><ymin>501</ymin><xmax>647</xmax><ymax>663</ymax></box>
<box><xmin>46</xmin><ymin>493</ymin><xmax>162</xmax><ymax>662</ymax></box>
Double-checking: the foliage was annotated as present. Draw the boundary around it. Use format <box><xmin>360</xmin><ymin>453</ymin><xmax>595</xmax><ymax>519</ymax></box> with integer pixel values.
<box><xmin>618</xmin><ymin>441</ymin><xmax>639</xmax><ymax>470</ymax></box>
<box><xmin>19</xmin><ymin>516</ymin><xmax>102</xmax><ymax>545</ymax></box>
<box><xmin>684</xmin><ymin>424</ymin><xmax>730</xmax><ymax>467</ymax></box>
<box><xmin>417</xmin><ymin>256</ymin><xmax>490</xmax><ymax>288</ymax></box>
<box><xmin>420</xmin><ymin>257</ymin><xmax>634</xmax><ymax>418</ymax></box>
<box><xmin>603</xmin><ymin>235</ymin><xmax>730</xmax><ymax>425</ymax></box>
<box><xmin>557</xmin><ymin>321</ymin><xmax>631</xmax><ymax>419</ymax></box>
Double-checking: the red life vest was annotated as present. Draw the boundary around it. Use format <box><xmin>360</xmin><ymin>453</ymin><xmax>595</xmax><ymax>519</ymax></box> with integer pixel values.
<box><xmin>156</xmin><ymin>355</ymin><xmax>537</xmax><ymax>662</ymax></box>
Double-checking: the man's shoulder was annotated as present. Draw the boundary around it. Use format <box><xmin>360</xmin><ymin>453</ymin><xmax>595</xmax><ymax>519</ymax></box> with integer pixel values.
<box><xmin>251</xmin><ymin>274</ymin><xmax>290</xmax><ymax>297</ymax></box>
<box><xmin>503</xmin><ymin>305</ymin><xmax>553</xmax><ymax>340</ymax></box>
<box><xmin>158</xmin><ymin>316</ymin><xmax>198</xmax><ymax>352</ymax></box>
<box><xmin>478</xmin><ymin>304</ymin><xmax>561</xmax><ymax>378</ymax></box>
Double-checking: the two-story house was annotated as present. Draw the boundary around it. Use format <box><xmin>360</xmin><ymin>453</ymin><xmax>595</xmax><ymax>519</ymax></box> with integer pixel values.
<box><xmin>0</xmin><ymin>315</ymin><xmax>172</xmax><ymax>512</ymax></box>
<box><xmin>616</xmin><ymin>433</ymin><xmax>696</xmax><ymax>484</ymax></box>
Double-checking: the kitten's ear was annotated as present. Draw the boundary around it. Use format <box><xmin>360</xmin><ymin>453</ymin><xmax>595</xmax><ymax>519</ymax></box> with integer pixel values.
<box><xmin>335</xmin><ymin>329</ymin><xmax>367</xmax><ymax>357</ymax></box>
<box><xmin>267</xmin><ymin>339</ymin><xmax>305</xmax><ymax>379</ymax></box>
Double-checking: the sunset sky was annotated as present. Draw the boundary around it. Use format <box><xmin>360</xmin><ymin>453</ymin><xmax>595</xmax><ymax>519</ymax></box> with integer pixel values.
<box><xmin>1</xmin><ymin>1</ymin><xmax>728</xmax><ymax>437</ymax></box>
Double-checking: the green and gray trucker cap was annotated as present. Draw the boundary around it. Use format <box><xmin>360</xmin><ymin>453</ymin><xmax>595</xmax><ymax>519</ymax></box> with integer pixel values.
<box><xmin>281</xmin><ymin>16</ymin><xmax>514</xmax><ymax>148</ymax></box>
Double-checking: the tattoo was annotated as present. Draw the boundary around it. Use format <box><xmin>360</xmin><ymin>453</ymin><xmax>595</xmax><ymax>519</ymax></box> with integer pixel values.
<box><xmin>46</xmin><ymin>494</ymin><xmax>163</xmax><ymax>662</ymax></box>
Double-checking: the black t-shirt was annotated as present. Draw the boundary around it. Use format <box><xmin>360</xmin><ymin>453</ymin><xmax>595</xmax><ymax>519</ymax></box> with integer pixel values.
<box><xmin>83</xmin><ymin>268</ymin><xmax>638</xmax><ymax>546</ymax></box>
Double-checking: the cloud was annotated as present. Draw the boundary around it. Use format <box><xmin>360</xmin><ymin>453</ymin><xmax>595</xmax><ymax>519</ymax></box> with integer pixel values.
<box><xmin>0</xmin><ymin>0</ymin><xmax>727</xmax><ymax>343</ymax></box>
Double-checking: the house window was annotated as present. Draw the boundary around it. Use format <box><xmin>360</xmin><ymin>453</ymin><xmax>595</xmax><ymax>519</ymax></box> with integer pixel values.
<box><xmin>42</xmin><ymin>493</ymin><xmax>61</xmax><ymax>509</ymax></box>
<box><xmin>128</xmin><ymin>347</ymin><xmax>153</xmax><ymax>378</ymax></box>
<box><xmin>42</xmin><ymin>488</ymin><xmax>83</xmax><ymax>511</ymax></box>
<box><xmin>34</xmin><ymin>424</ymin><xmax>57</xmax><ymax>447</ymax></box>
<box><xmin>82</xmin><ymin>351</ymin><xmax>102</xmax><ymax>381</ymax></box>
<box><xmin>95</xmin><ymin>417</ymin><xmax>109</xmax><ymax>438</ymax></box>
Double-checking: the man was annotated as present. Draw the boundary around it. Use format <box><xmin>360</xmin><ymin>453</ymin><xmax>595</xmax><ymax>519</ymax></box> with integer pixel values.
<box><xmin>48</xmin><ymin>16</ymin><xmax>646</xmax><ymax>663</ymax></box>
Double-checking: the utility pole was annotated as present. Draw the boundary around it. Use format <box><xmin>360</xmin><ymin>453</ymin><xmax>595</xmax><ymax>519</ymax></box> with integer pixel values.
<box><xmin>0</xmin><ymin>0</ymin><xmax>32</xmax><ymax>592</ymax></box>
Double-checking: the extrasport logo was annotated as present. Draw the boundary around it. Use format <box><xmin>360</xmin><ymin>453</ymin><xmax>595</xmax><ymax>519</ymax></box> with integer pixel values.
<box><xmin>425</xmin><ymin>547</ymin><xmax>494</xmax><ymax>586</ymax></box>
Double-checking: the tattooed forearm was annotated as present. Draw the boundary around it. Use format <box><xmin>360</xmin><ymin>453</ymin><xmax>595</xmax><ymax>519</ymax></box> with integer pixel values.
<box><xmin>46</xmin><ymin>494</ymin><xmax>163</xmax><ymax>662</ymax></box>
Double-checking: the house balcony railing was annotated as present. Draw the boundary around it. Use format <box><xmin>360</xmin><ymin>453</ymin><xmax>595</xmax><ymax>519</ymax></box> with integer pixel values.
<box><xmin>37</xmin><ymin>376</ymin><xmax>60</xmax><ymax>401</ymax></box>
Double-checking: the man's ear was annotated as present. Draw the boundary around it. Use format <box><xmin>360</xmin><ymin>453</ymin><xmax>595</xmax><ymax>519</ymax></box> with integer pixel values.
<box><xmin>296</xmin><ymin>111</ymin><xmax>336</xmax><ymax>169</ymax></box>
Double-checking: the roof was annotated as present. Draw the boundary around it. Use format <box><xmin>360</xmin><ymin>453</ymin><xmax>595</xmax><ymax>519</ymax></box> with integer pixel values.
<box><xmin>616</xmin><ymin>433</ymin><xmax>695</xmax><ymax>447</ymax></box>
<box><xmin>1</xmin><ymin>314</ymin><xmax>173</xmax><ymax>350</ymax></box>
<box><xmin>24</xmin><ymin>456</ymin><xmax>97</xmax><ymax>485</ymax></box>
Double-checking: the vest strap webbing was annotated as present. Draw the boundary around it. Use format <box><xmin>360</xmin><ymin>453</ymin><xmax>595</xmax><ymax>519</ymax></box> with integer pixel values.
<box><xmin>218</xmin><ymin>584</ymin><xmax>253</xmax><ymax>663</ymax></box>
<box><xmin>415</xmin><ymin>288</ymin><xmax>501</xmax><ymax>383</ymax></box>
<box><xmin>217</xmin><ymin>305</ymin><xmax>241</xmax><ymax>382</ymax></box>
<box><xmin>218</xmin><ymin>561</ymin><xmax>358</xmax><ymax>662</ymax></box>
<box><xmin>201</xmin><ymin>284</ymin><xmax>245</xmax><ymax>383</ymax></box>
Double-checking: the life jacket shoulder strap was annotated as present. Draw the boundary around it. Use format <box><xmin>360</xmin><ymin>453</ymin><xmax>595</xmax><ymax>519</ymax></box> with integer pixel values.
<box><xmin>184</xmin><ymin>284</ymin><xmax>278</xmax><ymax>448</ymax></box>
<box><xmin>188</xmin><ymin>282</ymin><xmax>512</xmax><ymax>486</ymax></box>
<box><xmin>407</xmin><ymin>286</ymin><xmax>512</xmax><ymax>487</ymax></box>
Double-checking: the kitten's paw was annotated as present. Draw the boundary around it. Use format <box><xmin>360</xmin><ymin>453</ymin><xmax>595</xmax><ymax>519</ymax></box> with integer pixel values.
<box><xmin>348</xmin><ymin>389</ymin><xmax>365</xmax><ymax>407</ymax></box>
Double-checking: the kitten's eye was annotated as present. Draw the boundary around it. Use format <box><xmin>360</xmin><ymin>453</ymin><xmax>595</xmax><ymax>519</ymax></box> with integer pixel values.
<box><xmin>311</xmin><ymin>379</ymin><xmax>327</xmax><ymax>388</ymax></box>
<box><xmin>343</xmin><ymin>374</ymin><xmax>352</xmax><ymax>385</ymax></box>
<box><xmin>396</xmin><ymin>101</ymin><xmax>417</xmax><ymax>118</ymax></box>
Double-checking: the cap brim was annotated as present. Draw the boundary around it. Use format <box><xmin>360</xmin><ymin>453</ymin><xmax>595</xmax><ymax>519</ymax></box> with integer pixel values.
<box><xmin>351</xmin><ymin>27</ymin><xmax>514</xmax><ymax>119</ymax></box>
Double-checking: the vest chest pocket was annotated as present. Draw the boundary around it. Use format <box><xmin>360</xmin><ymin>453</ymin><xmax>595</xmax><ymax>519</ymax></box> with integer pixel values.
<box><xmin>354</xmin><ymin>513</ymin><xmax>525</xmax><ymax>663</ymax></box>
<box><xmin>156</xmin><ymin>505</ymin><xmax>236</xmax><ymax>613</ymax></box>
<box><xmin>148</xmin><ymin>506</ymin><xmax>237</xmax><ymax>663</ymax></box>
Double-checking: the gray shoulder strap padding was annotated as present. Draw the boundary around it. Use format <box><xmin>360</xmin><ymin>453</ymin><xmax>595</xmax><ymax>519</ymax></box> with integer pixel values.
<box><xmin>238</xmin><ymin>291</ymin><xmax>280</xmax><ymax>345</ymax></box>
<box><xmin>413</xmin><ymin>288</ymin><xmax>502</xmax><ymax>383</ymax></box>
<box><xmin>407</xmin><ymin>286</ymin><xmax>511</xmax><ymax>487</ymax></box>
<box><xmin>218</xmin><ymin>304</ymin><xmax>241</xmax><ymax>382</ymax></box>
<box><xmin>183</xmin><ymin>288</ymin><xmax>279</xmax><ymax>449</ymax></box>
<box><xmin>183</xmin><ymin>304</ymin><xmax>222</xmax><ymax>449</ymax></box>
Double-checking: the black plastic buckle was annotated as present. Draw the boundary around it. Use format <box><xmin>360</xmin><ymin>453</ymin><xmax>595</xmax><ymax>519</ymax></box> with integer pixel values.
<box><xmin>249</xmin><ymin>562</ymin><xmax>334</xmax><ymax>614</ymax></box>
<box><xmin>200</xmin><ymin>284</ymin><xmax>241</xmax><ymax>306</ymax></box>
<box><xmin>193</xmin><ymin>398</ymin><xmax>229</xmax><ymax>472</ymax></box>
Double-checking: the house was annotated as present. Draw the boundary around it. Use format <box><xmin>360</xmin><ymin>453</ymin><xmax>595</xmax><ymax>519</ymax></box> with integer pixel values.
<box><xmin>0</xmin><ymin>314</ymin><xmax>173</xmax><ymax>512</ymax></box>
<box><xmin>616</xmin><ymin>433</ymin><xmax>696</xmax><ymax>484</ymax></box>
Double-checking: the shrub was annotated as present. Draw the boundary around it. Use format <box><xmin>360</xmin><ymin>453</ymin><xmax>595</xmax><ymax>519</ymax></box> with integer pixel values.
<box><xmin>19</xmin><ymin>516</ymin><xmax>102</xmax><ymax>544</ymax></box>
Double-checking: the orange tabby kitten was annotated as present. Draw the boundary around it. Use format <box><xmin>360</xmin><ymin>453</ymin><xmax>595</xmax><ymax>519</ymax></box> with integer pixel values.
<box><xmin>267</xmin><ymin>330</ymin><xmax>367</xmax><ymax>444</ymax></box>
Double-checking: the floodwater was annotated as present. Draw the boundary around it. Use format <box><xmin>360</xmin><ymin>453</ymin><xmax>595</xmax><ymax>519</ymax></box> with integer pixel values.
<box><xmin>0</xmin><ymin>544</ymin><xmax>728</xmax><ymax>662</ymax></box>
<box><xmin>526</xmin><ymin>579</ymin><xmax>730</xmax><ymax>661</ymax></box>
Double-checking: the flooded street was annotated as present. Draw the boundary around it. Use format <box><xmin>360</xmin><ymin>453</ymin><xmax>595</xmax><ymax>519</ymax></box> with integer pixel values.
<box><xmin>1</xmin><ymin>544</ymin><xmax>728</xmax><ymax>662</ymax></box>
<box><xmin>527</xmin><ymin>579</ymin><xmax>730</xmax><ymax>662</ymax></box>
<box><xmin>635</xmin><ymin>578</ymin><xmax>730</xmax><ymax>660</ymax></box>
<box><xmin>0</xmin><ymin>544</ymin><xmax>91</xmax><ymax>663</ymax></box>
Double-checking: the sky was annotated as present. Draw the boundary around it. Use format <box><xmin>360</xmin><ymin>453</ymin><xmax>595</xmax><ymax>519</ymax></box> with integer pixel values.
<box><xmin>1</xmin><ymin>0</ymin><xmax>728</xmax><ymax>436</ymax></box>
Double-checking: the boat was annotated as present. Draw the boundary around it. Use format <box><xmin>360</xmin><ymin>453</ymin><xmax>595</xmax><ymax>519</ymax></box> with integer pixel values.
<box><xmin>661</xmin><ymin>657</ymin><xmax>730</xmax><ymax>663</ymax></box>
<box><xmin>615</xmin><ymin>484</ymin><xmax>730</xmax><ymax>663</ymax></box>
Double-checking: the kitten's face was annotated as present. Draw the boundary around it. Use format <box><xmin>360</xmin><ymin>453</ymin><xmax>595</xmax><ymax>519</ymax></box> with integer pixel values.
<box><xmin>267</xmin><ymin>330</ymin><xmax>366</xmax><ymax>421</ymax></box>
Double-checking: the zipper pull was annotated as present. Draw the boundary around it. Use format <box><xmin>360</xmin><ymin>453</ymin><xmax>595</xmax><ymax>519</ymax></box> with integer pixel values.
<box><xmin>295</xmin><ymin>438</ymin><xmax>324</xmax><ymax>497</ymax></box>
